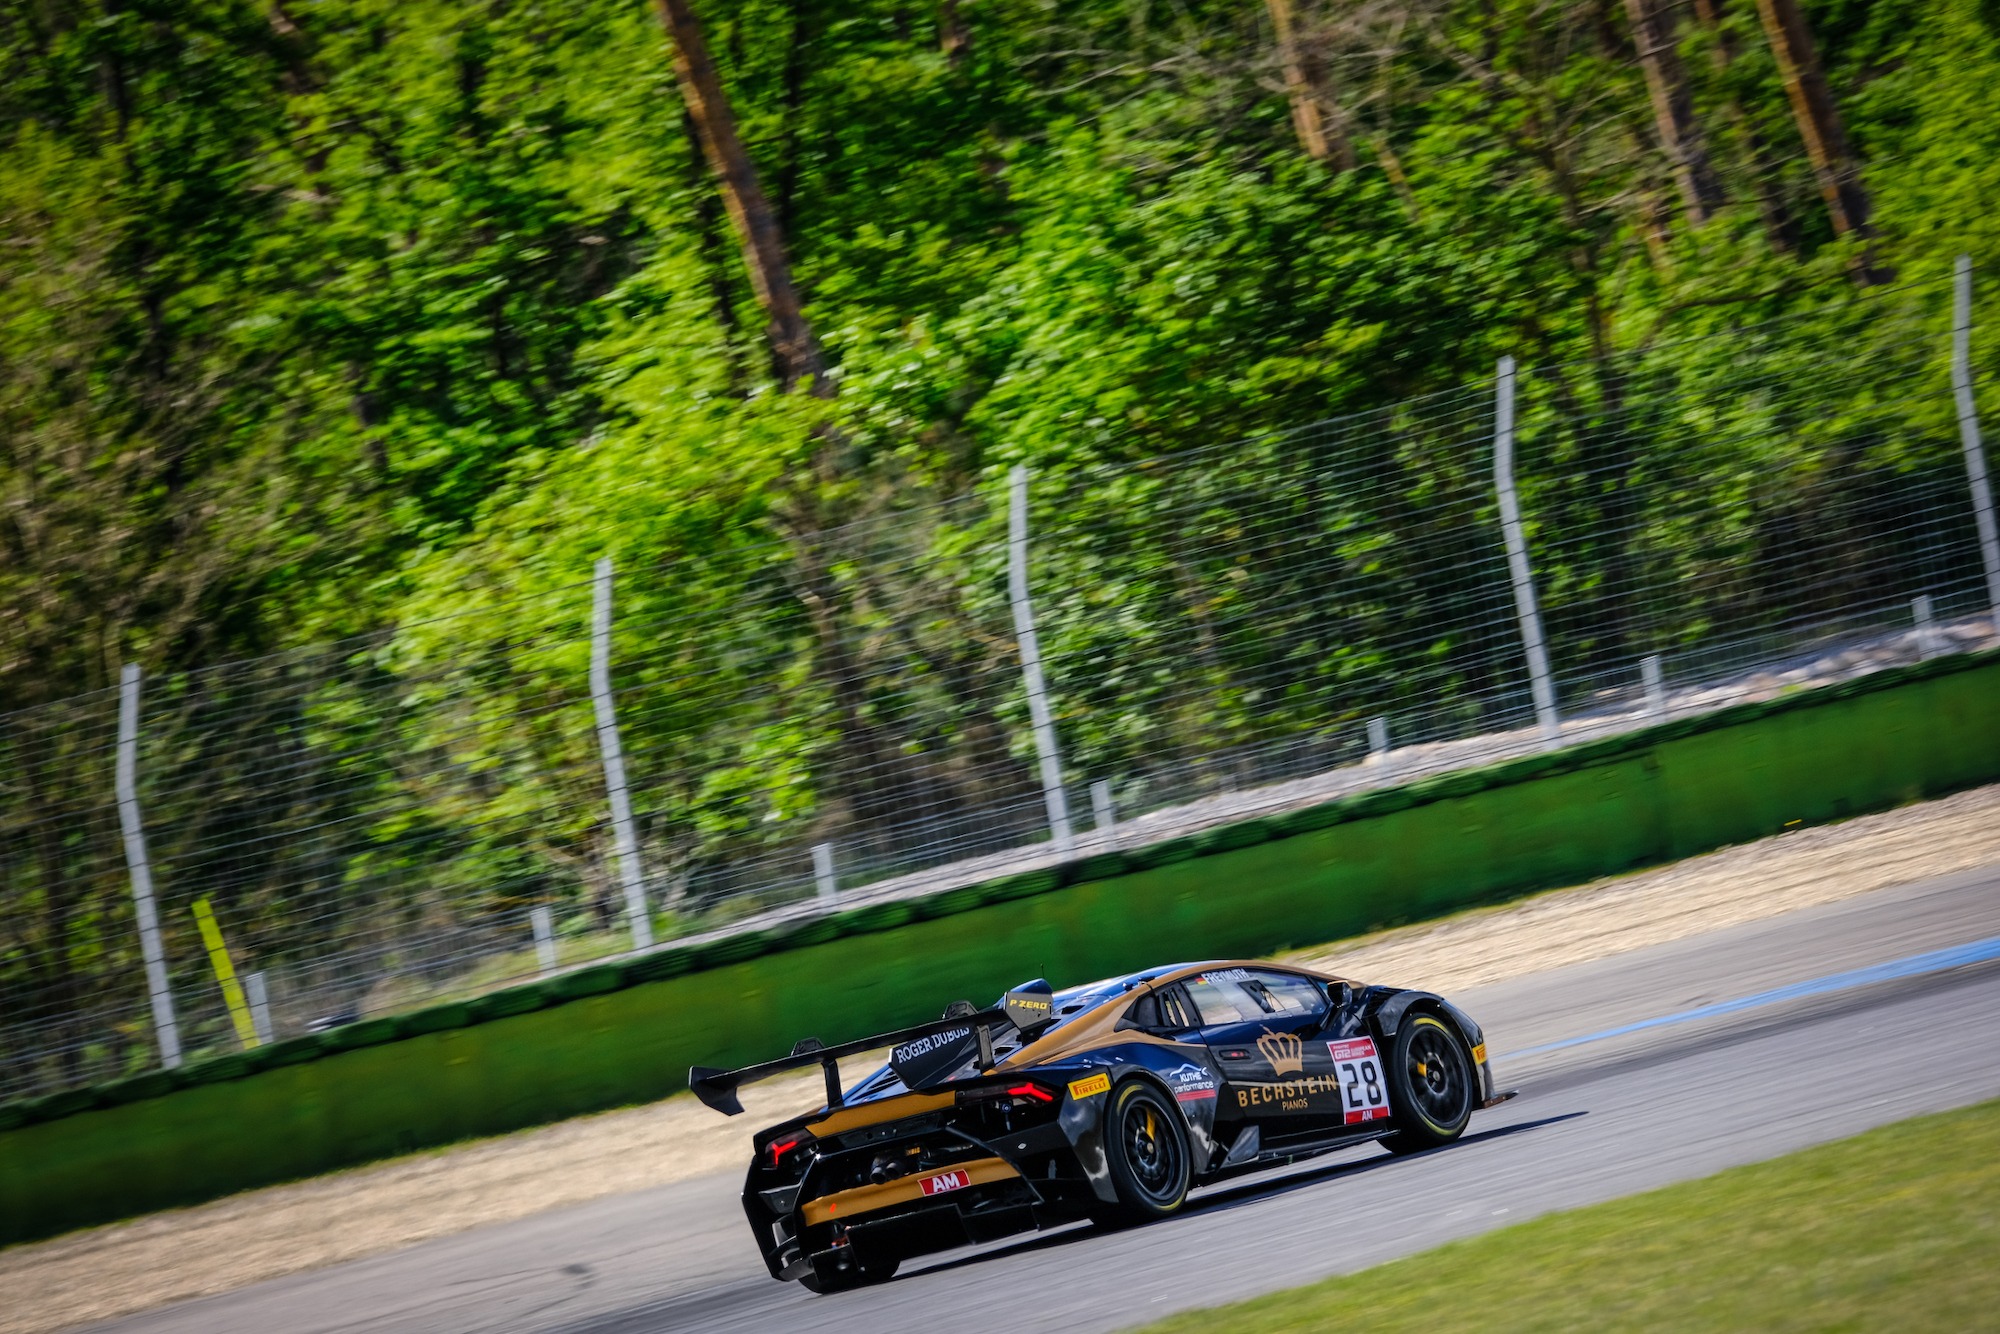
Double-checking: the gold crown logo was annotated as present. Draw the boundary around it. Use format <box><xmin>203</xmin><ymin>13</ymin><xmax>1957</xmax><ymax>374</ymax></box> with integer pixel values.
<box><xmin>1256</xmin><ymin>1029</ymin><xmax>1304</xmax><ymax>1076</ymax></box>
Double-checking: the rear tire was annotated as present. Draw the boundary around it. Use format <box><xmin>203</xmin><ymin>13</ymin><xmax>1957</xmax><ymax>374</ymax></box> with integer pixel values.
<box><xmin>799</xmin><ymin>1253</ymin><xmax>899</xmax><ymax>1293</ymax></box>
<box><xmin>1098</xmin><ymin>1080</ymin><xmax>1191</xmax><ymax>1223</ymax></box>
<box><xmin>1381</xmin><ymin>1013</ymin><xmax>1474</xmax><ymax>1155</ymax></box>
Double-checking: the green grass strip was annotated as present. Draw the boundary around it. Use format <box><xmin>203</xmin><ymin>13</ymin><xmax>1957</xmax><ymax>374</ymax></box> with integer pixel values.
<box><xmin>1140</xmin><ymin>1098</ymin><xmax>2000</xmax><ymax>1333</ymax></box>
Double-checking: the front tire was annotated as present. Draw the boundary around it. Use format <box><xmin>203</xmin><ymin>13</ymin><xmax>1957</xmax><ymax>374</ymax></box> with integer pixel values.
<box><xmin>1382</xmin><ymin>1013</ymin><xmax>1474</xmax><ymax>1155</ymax></box>
<box><xmin>1099</xmin><ymin>1080</ymin><xmax>1191</xmax><ymax>1223</ymax></box>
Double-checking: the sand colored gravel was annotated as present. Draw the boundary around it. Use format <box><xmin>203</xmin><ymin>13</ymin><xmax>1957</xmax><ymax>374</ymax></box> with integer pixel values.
<box><xmin>1285</xmin><ymin>782</ymin><xmax>2000</xmax><ymax>994</ymax></box>
<box><xmin>3</xmin><ymin>783</ymin><xmax>1997</xmax><ymax>1334</ymax></box>
<box><xmin>0</xmin><ymin>1060</ymin><xmax>842</xmax><ymax>1334</ymax></box>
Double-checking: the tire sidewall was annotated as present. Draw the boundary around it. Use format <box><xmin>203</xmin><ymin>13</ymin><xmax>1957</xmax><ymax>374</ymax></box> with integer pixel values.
<box><xmin>1102</xmin><ymin>1080</ymin><xmax>1191</xmax><ymax>1220</ymax></box>
<box><xmin>1388</xmin><ymin>1013</ymin><xmax>1473</xmax><ymax>1147</ymax></box>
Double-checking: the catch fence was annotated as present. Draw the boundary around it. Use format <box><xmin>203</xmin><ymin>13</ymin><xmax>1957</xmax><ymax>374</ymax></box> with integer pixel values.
<box><xmin>2</xmin><ymin>262</ymin><xmax>1997</xmax><ymax>1102</ymax></box>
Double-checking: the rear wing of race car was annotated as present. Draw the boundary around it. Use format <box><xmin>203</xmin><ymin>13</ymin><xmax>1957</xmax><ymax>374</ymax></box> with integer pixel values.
<box><xmin>688</xmin><ymin>982</ymin><xmax>1056</xmax><ymax>1116</ymax></box>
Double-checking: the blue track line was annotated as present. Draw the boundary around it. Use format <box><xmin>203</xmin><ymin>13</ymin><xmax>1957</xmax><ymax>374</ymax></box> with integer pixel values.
<box><xmin>1500</xmin><ymin>934</ymin><xmax>2000</xmax><ymax>1060</ymax></box>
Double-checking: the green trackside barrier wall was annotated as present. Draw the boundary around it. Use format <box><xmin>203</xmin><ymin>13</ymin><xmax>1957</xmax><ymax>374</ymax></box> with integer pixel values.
<box><xmin>4</xmin><ymin>649</ymin><xmax>1998</xmax><ymax>1245</ymax></box>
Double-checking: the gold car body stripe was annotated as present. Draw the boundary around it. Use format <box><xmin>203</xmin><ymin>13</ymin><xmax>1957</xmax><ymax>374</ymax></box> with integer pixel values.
<box><xmin>804</xmin><ymin>1090</ymin><xmax>955</xmax><ymax>1137</ymax></box>
<box><xmin>799</xmin><ymin>1155</ymin><xmax>1019</xmax><ymax>1227</ymax></box>
<box><xmin>997</xmin><ymin>959</ymin><xmax>1356</xmax><ymax>1068</ymax></box>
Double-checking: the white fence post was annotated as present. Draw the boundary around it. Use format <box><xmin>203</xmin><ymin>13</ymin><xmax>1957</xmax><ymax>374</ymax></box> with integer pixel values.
<box><xmin>115</xmin><ymin>663</ymin><xmax>181</xmax><ymax>1069</ymax></box>
<box><xmin>244</xmin><ymin>970</ymin><xmax>274</xmax><ymax>1047</ymax></box>
<box><xmin>1912</xmin><ymin>595</ymin><xmax>1939</xmax><ymax>658</ymax></box>
<box><xmin>531</xmin><ymin>905</ymin><xmax>557</xmax><ymax>975</ymax></box>
<box><xmin>590</xmin><ymin>558</ymin><xmax>653</xmax><ymax>951</ymax></box>
<box><xmin>1493</xmin><ymin>357</ymin><xmax>1562</xmax><ymax>749</ymax></box>
<box><xmin>1953</xmin><ymin>256</ymin><xmax>2000</xmax><ymax>633</ymax></box>
<box><xmin>1366</xmin><ymin>716</ymin><xmax>1389</xmax><ymax>759</ymax></box>
<box><xmin>1008</xmin><ymin>466</ymin><xmax>1076</xmax><ymax>854</ymax></box>
<box><xmin>812</xmin><ymin>842</ymin><xmax>838</xmax><ymax>904</ymax></box>
<box><xmin>1089</xmin><ymin>780</ymin><xmax>1117</xmax><ymax>848</ymax></box>
<box><xmin>1641</xmin><ymin>654</ymin><xmax>1665</xmax><ymax>718</ymax></box>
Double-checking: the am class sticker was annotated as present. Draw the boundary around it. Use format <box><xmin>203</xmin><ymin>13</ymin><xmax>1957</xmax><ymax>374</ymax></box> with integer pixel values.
<box><xmin>1067</xmin><ymin>1072</ymin><xmax>1111</xmax><ymax>1099</ymax></box>
<box><xmin>919</xmin><ymin>1169</ymin><xmax>970</xmax><ymax>1196</ymax></box>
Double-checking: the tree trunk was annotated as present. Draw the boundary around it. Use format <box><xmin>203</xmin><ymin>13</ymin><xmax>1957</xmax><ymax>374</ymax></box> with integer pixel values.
<box><xmin>772</xmin><ymin>0</ymin><xmax>814</xmax><ymax>246</ymax></box>
<box><xmin>1372</xmin><ymin>135</ymin><xmax>1422</xmax><ymax>222</ymax></box>
<box><xmin>1266</xmin><ymin>0</ymin><xmax>1355</xmax><ymax>169</ymax></box>
<box><xmin>1690</xmin><ymin>0</ymin><xmax>1796</xmax><ymax>253</ymax></box>
<box><xmin>1751</xmin><ymin>0</ymin><xmax>1889</xmax><ymax>282</ymax></box>
<box><xmin>680</xmin><ymin>108</ymin><xmax>747</xmax><ymax>388</ymax></box>
<box><xmin>650</xmin><ymin>0</ymin><xmax>831</xmax><ymax>394</ymax></box>
<box><xmin>648</xmin><ymin>1</ymin><xmax>952</xmax><ymax>842</ymax></box>
<box><xmin>1622</xmin><ymin>0</ymin><xmax>1725</xmax><ymax>225</ymax></box>
<box><xmin>939</xmin><ymin>0</ymin><xmax>970</xmax><ymax>66</ymax></box>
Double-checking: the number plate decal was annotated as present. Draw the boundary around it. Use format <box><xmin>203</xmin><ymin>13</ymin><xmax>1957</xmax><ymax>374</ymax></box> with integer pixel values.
<box><xmin>1327</xmin><ymin>1037</ymin><xmax>1393</xmax><ymax>1124</ymax></box>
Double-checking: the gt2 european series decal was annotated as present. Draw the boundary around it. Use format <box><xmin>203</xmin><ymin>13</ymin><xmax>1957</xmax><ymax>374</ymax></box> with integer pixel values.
<box><xmin>1327</xmin><ymin>1037</ymin><xmax>1391</xmax><ymax>1124</ymax></box>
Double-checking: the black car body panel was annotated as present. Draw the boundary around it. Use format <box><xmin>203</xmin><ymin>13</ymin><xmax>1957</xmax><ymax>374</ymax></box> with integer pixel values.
<box><xmin>694</xmin><ymin>958</ymin><xmax>1507</xmax><ymax>1286</ymax></box>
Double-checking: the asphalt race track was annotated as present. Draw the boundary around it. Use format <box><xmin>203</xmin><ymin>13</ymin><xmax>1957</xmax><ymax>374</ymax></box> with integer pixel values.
<box><xmin>98</xmin><ymin>863</ymin><xmax>2000</xmax><ymax>1334</ymax></box>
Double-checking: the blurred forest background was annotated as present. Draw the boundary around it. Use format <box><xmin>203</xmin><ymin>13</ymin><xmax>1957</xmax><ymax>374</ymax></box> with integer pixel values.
<box><xmin>7</xmin><ymin>0</ymin><xmax>2000</xmax><ymax>1083</ymax></box>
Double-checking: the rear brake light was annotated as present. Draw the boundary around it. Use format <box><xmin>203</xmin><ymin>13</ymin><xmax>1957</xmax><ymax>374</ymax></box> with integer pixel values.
<box><xmin>1007</xmin><ymin>1083</ymin><xmax>1055</xmax><ymax>1103</ymax></box>
<box><xmin>767</xmin><ymin>1137</ymin><xmax>803</xmax><ymax>1166</ymax></box>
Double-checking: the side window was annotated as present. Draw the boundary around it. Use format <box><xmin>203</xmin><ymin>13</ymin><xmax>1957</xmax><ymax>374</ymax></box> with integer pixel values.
<box><xmin>1241</xmin><ymin>970</ymin><xmax>1329</xmax><ymax>1022</ymax></box>
<box><xmin>1182</xmin><ymin>971</ymin><xmax>1263</xmax><ymax>1026</ymax></box>
<box><xmin>1185</xmin><ymin>967</ymin><xmax>1329</xmax><ymax>1028</ymax></box>
<box><xmin>1128</xmin><ymin>985</ymin><xmax>1199</xmax><ymax>1031</ymax></box>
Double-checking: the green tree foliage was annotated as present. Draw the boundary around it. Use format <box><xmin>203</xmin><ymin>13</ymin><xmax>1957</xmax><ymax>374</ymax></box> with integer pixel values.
<box><xmin>5</xmin><ymin>0</ymin><xmax>2000</xmax><ymax>1085</ymax></box>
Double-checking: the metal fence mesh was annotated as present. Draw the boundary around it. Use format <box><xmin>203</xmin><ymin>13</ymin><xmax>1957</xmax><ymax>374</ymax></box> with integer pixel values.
<box><xmin>3</xmin><ymin>271</ymin><xmax>1997</xmax><ymax>1101</ymax></box>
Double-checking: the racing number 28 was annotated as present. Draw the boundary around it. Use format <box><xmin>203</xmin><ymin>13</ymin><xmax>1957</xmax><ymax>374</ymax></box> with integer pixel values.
<box><xmin>1340</xmin><ymin>1058</ymin><xmax>1384</xmax><ymax>1109</ymax></box>
<box><xmin>1327</xmin><ymin>1037</ymin><xmax>1391</xmax><ymax>1123</ymax></box>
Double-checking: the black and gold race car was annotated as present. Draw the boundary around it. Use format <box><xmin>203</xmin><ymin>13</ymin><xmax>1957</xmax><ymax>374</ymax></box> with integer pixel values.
<box><xmin>691</xmin><ymin>959</ymin><xmax>1513</xmax><ymax>1292</ymax></box>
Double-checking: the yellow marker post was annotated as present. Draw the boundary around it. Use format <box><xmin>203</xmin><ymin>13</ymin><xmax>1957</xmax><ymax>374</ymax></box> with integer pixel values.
<box><xmin>191</xmin><ymin>897</ymin><xmax>261</xmax><ymax>1049</ymax></box>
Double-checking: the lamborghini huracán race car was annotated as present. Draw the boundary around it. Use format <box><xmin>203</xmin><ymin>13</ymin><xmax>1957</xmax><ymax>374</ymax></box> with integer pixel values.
<box><xmin>691</xmin><ymin>959</ymin><xmax>1512</xmax><ymax>1292</ymax></box>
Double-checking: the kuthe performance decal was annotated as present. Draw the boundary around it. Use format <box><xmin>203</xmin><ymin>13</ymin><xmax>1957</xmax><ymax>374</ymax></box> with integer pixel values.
<box><xmin>1163</xmin><ymin>1062</ymin><xmax>1218</xmax><ymax>1102</ymax></box>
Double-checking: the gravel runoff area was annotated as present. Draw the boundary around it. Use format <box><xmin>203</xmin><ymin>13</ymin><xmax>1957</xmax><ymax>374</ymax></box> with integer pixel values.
<box><xmin>3</xmin><ymin>781</ymin><xmax>1998</xmax><ymax>1334</ymax></box>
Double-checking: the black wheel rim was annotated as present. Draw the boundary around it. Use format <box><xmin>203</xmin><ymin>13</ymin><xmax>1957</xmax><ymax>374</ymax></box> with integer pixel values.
<box><xmin>1406</xmin><ymin>1027</ymin><xmax>1471</xmax><ymax>1129</ymax></box>
<box><xmin>1120</xmin><ymin>1095</ymin><xmax>1184</xmax><ymax>1201</ymax></box>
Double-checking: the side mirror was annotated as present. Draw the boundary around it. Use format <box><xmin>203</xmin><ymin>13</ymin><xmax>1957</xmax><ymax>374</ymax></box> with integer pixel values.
<box><xmin>1305</xmin><ymin>982</ymin><xmax>1352</xmax><ymax>1032</ymax></box>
